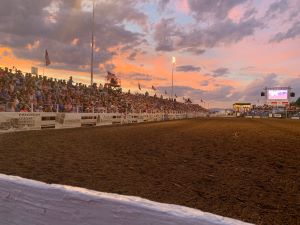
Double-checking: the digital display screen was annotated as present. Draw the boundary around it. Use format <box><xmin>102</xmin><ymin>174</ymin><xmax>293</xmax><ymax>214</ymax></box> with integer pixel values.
<box><xmin>268</xmin><ymin>90</ymin><xmax>288</xmax><ymax>100</ymax></box>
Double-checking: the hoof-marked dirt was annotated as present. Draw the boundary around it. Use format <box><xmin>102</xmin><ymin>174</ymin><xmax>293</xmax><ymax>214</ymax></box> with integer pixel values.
<box><xmin>0</xmin><ymin>118</ymin><xmax>299</xmax><ymax>225</ymax></box>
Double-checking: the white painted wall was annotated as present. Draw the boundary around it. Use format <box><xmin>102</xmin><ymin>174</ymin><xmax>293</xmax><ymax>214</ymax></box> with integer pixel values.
<box><xmin>0</xmin><ymin>174</ymin><xmax>252</xmax><ymax>225</ymax></box>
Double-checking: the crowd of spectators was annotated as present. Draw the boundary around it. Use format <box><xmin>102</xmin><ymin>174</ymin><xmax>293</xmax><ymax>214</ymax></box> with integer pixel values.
<box><xmin>243</xmin><ymin>104</ymin><xmax>300</xmax><ymax>117</ymax></box>
<box><xmin>0</xmin><ymin>67</ymin><xmax>205</xmax><ymax>114</ymax></box>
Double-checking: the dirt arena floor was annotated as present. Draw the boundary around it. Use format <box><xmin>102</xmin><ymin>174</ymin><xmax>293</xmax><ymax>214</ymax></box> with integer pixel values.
<box><xmin>0</xmin><ymin>118</ymin><xmax>299</xmax><ymax>225</ymax></box>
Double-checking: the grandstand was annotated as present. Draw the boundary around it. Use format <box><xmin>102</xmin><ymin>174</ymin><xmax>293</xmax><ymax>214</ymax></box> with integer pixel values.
<box><xmin>0</xmin><ymin>67</ymin><xmax>205</xmax><ymax>114</ymax></box>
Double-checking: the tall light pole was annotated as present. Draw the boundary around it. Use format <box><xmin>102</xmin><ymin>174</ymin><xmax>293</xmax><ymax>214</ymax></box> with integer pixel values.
<box><xmin>90</xmin><ymin>0</ymin><xmax>95</xmax><ymax>86</ymax></box>
<box><xmin>171</xmin><ymin>56</ymin><xmax>176</xmax><ymax>100</ymax></box>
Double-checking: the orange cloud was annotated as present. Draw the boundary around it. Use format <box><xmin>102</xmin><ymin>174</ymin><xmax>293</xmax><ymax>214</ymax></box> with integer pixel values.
<box><xmin>26</xmin><ymin>40</ymin><xmax>40</xmax><ymax>51</ymax></box>
<box><xmin>71</xmin><ymin>38</ymin><xmax>80</xmax><ymax>46</ymax></box>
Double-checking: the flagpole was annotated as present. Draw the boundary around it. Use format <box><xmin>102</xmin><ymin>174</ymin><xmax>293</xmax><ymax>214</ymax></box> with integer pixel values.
<box><xmin>171</xmin><ymin>61</ymin><xmax>174</xmax><ymax>100</ymax></box>
<box><xmin>43</xmin><ymin>50</ymin><xmax>45</xmax><ymax>78</ymax></box>
<box><xmin>90</xmin><ymin>0</ymin><xmax>95</xmax><ymax>86</ymax></box>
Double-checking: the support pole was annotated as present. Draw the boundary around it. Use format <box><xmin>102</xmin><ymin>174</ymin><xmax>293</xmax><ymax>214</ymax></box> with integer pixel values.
<box><xmin>171</xmin><ymin>63</ymin><xmax>174</xmax><ymax>100</ymax></box>
<box><xmin>171</xmin><ymin>57</ymin><xmax>176</xmax><ymax>100</ymax></box>
<box><xmin>90</xmin><ymin>0</ymin><xmax>95</xmax><ymax>86</ymax></box>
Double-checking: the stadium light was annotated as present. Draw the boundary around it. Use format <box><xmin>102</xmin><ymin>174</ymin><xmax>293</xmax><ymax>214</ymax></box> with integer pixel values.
<box><xmin>172</xmin><ymin>56</ymin><xmax>176</xmax><ymax>64</ymax></box>
<box><xmin>171</xmin><ymin>56</ymin><xmax>176</xmax><ymax>100</ymax></box>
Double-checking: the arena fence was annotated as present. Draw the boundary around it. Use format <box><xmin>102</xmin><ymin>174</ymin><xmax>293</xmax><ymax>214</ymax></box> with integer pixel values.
<box><xmin>0</xmin><ymin>112</ymin><xmax>207</xmax><ymax>133</ymax></box>
<box><xmin>0</xmin><ymin>174</ymin><xmax>253</xmax><ymax>225</ymax></box>
<box><xmin>210</xmin><ymin>110</ymin><xmax>300</xmax><ymax>119</ymax></box>
<box><xmin>238</xmin><ymin>110</ymin><xmax>300</xmax><ymax>119</ymax></box>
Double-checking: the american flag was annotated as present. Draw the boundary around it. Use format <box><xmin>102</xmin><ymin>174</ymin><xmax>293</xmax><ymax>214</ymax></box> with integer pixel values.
<box><xmin>107</xmin><ymin>71</ymin><xmax>116</xmax><ymax>81</ymax></box>
<box><xmin>45</xmin><ymin>50</ymin><xmax>51</xmax><ymax>66</ymax></box>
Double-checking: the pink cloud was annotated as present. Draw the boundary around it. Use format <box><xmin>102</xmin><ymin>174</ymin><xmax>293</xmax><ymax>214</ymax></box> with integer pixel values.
<box><xmin>228</xmin><ymin>6</ymin><xmax>244</xmax><ymax>22</ymax></box>
<box><xmin>176</xmin><ymin>0</ymin><xmax>190</xmax><ymax>14</ymax></box>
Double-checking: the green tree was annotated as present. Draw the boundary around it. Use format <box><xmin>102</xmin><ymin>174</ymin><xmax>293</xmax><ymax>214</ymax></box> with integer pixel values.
<box><xmin>296</xmin><ymin>97</ymin><xmax>300</xmax><ymax>106</ymax></box>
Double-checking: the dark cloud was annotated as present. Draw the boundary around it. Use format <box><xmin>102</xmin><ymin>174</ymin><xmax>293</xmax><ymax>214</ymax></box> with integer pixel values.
<box><xmin>0</xmin><ymin>0</ymin><xmax>147</xmax><ymax>72</ymax></box>
<box><xmin>200</xmin><ymin>80</ymin><xmax>209</xmax><ymax>86</ymax></box>
<box><xmin>153</xmin><ymin>0</ymin><xmax>262</xmax><ymax>53</ymax></box>
<box><xmin>207</xmin><ymin>85</ymin><xmax>237</xmax><ymax>100</ymax></box>
<box><xmin>122</xmin><ymin>72</ymin><xmax>167</xmax><ymax>82</ymax></box>
<box><xmin>93</xmin><ymin>0</ymin><xmax>148</xmax><ymax>28</ymax></box>
<box><xmin>158</xmin><ymin>0</ymin><xmax>170</xmax><ymax>11</ymax></box>
<box><xmin>158</xmin><ymin>86</ymin><xmax>203</xmax><ymax>99</ymax></box>
<box><xmin>183</xmin><ymin>47</ymin><xmax>206</xmax><ymax>55</ymax></box>
<box><xmin>158</xmin><ymin>85</ymin><xmax>237</xmax><ymax>103</ymax></box>
<box><xmin>188</xmin><ymin>0</ymin><xmax>248</xmax><ymax>21</ymax></box>
<box><xmin>242</xmin><ymin>8</ymin><xmax>257</xmax><ymax>20</ymax></box>
<box><xmin>230</xmin><ymin>73</ymin><xmax>299</xmax><ymax>103</ymax></box>
<box><xmin>127</xmin><ymin>51</ymin><xmax>138</xmax><ymax>61</ymax></box>
<box><xmin>240</xmin><ymin>66</ymin><xmax>256</xmax><ymax>71</ymax></box>
<box><xmin>176</xmin><ymin>65</ymin><xmax>201</xmax><ymax>72</ymax></box>
<box><xmin>179</xmin><ymin>19</ymin><xmax>263</xmax><ymax>48</ymax></box>
<box><xmin>99</xmin><ymin>63</ymin><xmax>116</xmax><ymax>74</ymax></box>
<box><xmin>125</xmin><ymin>72</ymin><xmax>153</xmax><ymax>81</ymax></box>
<box><xmin>126</xmin><ymin>48</ymin><xmax>147</xmax><ymax>61</ymax></box>
<box><xmin>240</xmin><ymin>73</ymin><xmax>279</xmax><ymax>102</ymax></box>
<box><xmin>287</xmin><ymin>1</ymin><xmax>300</xmax><ymax>21</ymax></box>
<box><xmin>282</xmin><ymin>77</ymin><xmax>300</xmax><ymax>99</ymax></box>
<box><xmin>154</xmin><ymin>18</ymin><xmax>263</xmax><ymax>52</ymax></box>
<box><xmin>265</xmin><ymin>0</ymin><xmax>289</xmax><ymax>19</ymax></box>
<box><xmin>154</xmin><ymin>18</ymin><xmax>178</xmax><ymax>51</ymax></box>
<box><xmin>270</xmin><ymin>22</ymin><xmax>300</xmax><ymax>42</ymax></box>
<box><xmin>212</xmin><ymin>67</ymin><xmax>230</xmax><ymax>77</ymax></box>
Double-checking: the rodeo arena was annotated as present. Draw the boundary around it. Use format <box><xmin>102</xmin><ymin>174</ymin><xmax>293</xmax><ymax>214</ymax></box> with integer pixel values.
<box><xmin>0</xmin><ymin>3</ymin><xmax>299</xmax><ymax>224</ymax></box>
<box><xmin>0</xmin><ymin>64</ymin><xmax>299</xmax><ymax>225</ymax></box>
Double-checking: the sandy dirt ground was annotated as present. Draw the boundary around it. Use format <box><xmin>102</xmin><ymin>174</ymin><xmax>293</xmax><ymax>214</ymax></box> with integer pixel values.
<box><xmin>0</xmin><ymin>118</ymin><xmax>299</xmax><ymax>225</ymax></box>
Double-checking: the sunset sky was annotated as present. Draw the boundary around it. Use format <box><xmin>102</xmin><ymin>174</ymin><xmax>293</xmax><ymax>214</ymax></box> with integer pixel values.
<box><xmin>0</xmin><ymin>0</ymin><xmax>299</xmax><ymax>108</ymax></box>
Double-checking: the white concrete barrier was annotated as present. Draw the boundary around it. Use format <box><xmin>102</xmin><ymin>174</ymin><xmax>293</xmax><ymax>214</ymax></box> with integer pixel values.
<box><xmin>0</xmin><ymin>174</ymin><xmax>252</xmax><ymax>225</ymax></box>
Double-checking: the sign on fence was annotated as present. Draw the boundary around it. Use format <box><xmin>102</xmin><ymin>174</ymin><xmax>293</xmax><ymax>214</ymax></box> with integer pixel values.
<box><xmin>0</xmin><ymin>113</ymin><xmax>41</xmax><ymax>132</ymax></box>
<box><xmin>41</xmin><ymin>113</ymin><xmax>56</xmax><ymax>129</ymax></box>
<box><xmin>0</xmin><ymin>112</ymin><xmax>206</xmax><ymax>133</ymax></box>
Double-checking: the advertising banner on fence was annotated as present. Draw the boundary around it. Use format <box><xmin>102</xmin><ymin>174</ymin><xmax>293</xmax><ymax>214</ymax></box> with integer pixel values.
<box><xmin>0</xmin><ymin>113</ymin><xmax>41</xmax><ymax>132</ymax></box>
<box><xmin>56</xmin><ymin>113</ymin><xmax>81</xmax><ymax>128</ymax></box>
<box><xmin>80</xmin><ymin>114</ymin><xmax>97</xmax><ymax>127</ymax></box>
<box><xmin>0</xmin><ymin>112</ymin><xmax>206</xmax><ymax>133</ymax></box>
<box><xmin>41</xmin><ymin>113</ymin><xmax>57</xmax><ymax>129</ymax></box>
<box><xmin>97</xmin><ymin>113</ymin><xmax>114</xmax><ymax>126</ymax></box>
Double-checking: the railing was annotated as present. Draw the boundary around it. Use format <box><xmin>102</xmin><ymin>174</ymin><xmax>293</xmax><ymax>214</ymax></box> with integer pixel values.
<box><xmin>0</xmin><ymin>102</ymin><xmax>205</xmax><ymax>115</ymax></box>
<box><xmin>237</xmin><ymin>109</ymin><xmax>300</xmax><ymax>119</ymax></box>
